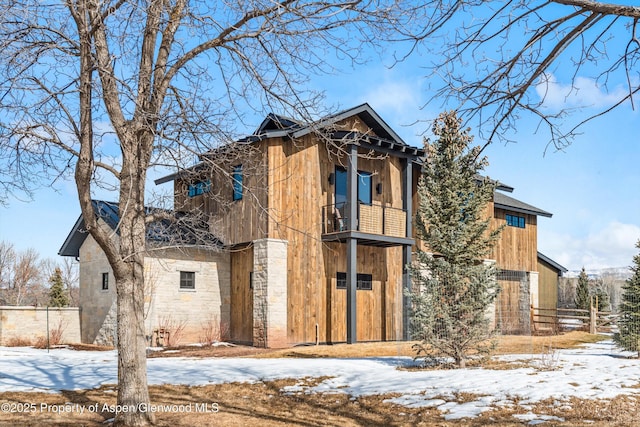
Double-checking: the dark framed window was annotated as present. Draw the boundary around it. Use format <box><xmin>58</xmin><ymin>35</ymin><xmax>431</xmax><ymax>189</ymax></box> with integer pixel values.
<box><xmin>506</xmin><ymin>213</ymin><xmax>526</xmax><ymax>228</ymax></box>
<box><xmin>334</xmin><ymin>166</ymin><xmax>373</xmax><ymax>206</ymax></box>
<box><xmin>356</xmin><ymin>273</ymin><xmax>373</xmax><ymax>290</ymax></box>
<box><xmin>102</xmin><ymin>273</ymin><xmax>109</xmax><ymax>290</ymax></box>
<box><xmin>232</xmin><ymin>165</ymin><xmax>243</xmax><ymax>201</ymax></box>
<box><xmin>336</xmin><ymin>272</ymin><xmax>373</xmax><ymax>290</ymax></box>
<box><xmin>188</xmin><ymin>180</ymin><xmax>210</xmax><ymax>197</ymax></box>
<box><xmin>180</xmin><ymin>271</ymin><xmax>195</xmax><ymax>289</ymax></box>
<box><xmin>336</xmin><ymin>272</ymin><xmax>347</xmax><ymax>289</ymax></box>
<box><xmin>358</xmin><ymin>172</ymin><xmax>372</xmax><ymax>205</ymax></box>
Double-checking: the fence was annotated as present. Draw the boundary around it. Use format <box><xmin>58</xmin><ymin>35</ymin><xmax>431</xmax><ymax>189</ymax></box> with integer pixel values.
<box><xmin>0</xmin><ymin>306</ymin><xmax>81</xmax><ymax>346</ymax></box>
<box><xmin>531</xmin><ymin>306</ymin><xmax>619</xmax><ymax>334</ymax></box>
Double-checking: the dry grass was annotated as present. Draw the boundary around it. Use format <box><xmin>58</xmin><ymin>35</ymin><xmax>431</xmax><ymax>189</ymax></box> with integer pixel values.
<box><xmin>1</xmin><ymin>382</ymin><xmax>638</xmax><ymax>426</ymax></box>
<box><xmin>249</xmin><ymin>331</ymin><xmax>607</xmax><ymax>359</ymax></box>
<box><xmin>0</xmin><ymin>332</ymin><xmax>622</xmax><ymax>426</ymax></box>
<box><xmin>115</xmin><ymin>331</ymin><xmax>610</xmax><ymax>360</ymax></box>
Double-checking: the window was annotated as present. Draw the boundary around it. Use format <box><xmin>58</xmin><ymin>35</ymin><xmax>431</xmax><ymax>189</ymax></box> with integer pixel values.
<box><xmin>187</xmin><ymin>180</ymin><xmax>210</xmax><ymax>197</ymax></box>
<box><xmin>179</xmin><ymin>271</ymin><xmax>195</xmax><ymax>289</ymax></box>
<box><xmin>356</xmin><ymin>273</ymin><xmax>373</xmax><ymax>290</ymax></box>
<box><xmin>506</xmin><ymin>213</ymin><xmax>526</xmax><ymax>228</ymax></box>
<box><xmin>358</xmin><ymin>172</ymin><xmax>372</xmax><ymax>205</ymax></box>
<box><xmin>336</xmin><ymin>272</ymin><xmax>347</xmax><ymax>289</ymax></box>
<box><xmin>336</xmin><ymin>272</ymin><xmax>373</xmax><ymax>290</ymax></box>
<box><xmin>232</xmin><ymin>165</ymin><xmax>243</xmax><ymax>200</ymax></box>
<box><xmin>102</xmin><ymin>273</ymin><xmax>109</xmax><ymax>290</ymax></box>
<box><xmin>334</xmin><ymin>167</ymin><xmax>373</xmax><ymax>206</ymax></box>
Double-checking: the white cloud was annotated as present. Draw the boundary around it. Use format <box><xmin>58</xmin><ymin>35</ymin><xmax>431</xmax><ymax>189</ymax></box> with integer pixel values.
<box><xmin>540</xmin><ymin>221</ymin><xmax>640</xmax><ymax>270</ymax></box>
<box><xmin>363</xmin><ymin>80</ymin><xmax>423</xmax><ymax>115</ymax></box>
<box><xmin>535</xmin><ymin>73</ymin><xmax>629</xmax><ymax>110</ymax></box>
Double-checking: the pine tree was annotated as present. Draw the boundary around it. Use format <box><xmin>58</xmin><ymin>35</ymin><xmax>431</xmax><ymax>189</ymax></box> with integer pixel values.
<box><xmin>614</xmin><ymin>240</ymin><xmax>640</xmax><ymax>358</ymax></box>
<box><xmin>408</xmin><ymin>111</ymin><xmax>503</xmax><ymax>368</ymax></box>
<box><xmin>575</xmin><ymin>267</ymin><xmax>591</xmax><ymax>311</ymax></box>
<box><xmin>48</xmin><ymin>267</ymin><xmax>69</xmax><ymax>308</ymax></box>
<box><xmin>590</xmin><ymin>279</ymin><xmax>610</xmax><ymax>312</ymax></box>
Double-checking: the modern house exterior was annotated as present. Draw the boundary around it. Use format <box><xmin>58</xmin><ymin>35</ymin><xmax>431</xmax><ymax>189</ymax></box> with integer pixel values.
<box><xmin>60</xmin><ymin>103</ymin><xmax>557</xmax><ymax>347</ymax></box>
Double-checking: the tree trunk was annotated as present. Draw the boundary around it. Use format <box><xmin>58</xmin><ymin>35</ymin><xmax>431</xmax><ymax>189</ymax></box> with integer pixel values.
<box><xmin>112</xmin><ymin>153</ymin><xmax>154</xmax><ymax>426</ymax></box>
<box><xmin>114</xmin><ymin>275</ymin><xmax>154</xmax><ymax>426</ymax></box>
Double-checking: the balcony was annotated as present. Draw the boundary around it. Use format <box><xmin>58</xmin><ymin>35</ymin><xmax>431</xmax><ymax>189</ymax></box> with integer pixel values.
<box><xmin>321</xmin><ymin>202</ymin><xmax>413</xmax><ymax>247</ymax></box>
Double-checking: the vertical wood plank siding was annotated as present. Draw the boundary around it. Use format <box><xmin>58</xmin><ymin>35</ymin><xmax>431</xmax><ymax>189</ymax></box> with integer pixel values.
<box><xmin>230</xmin><ymin>246</ymin><xmax>253</xmax><ymax>343</ymax></box>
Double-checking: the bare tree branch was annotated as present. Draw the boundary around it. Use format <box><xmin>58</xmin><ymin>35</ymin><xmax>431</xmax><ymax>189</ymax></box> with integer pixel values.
<box><xmin>415</xmin><ymin>1</ymin><xmax>640</xmax><ymax>150</ymax></box>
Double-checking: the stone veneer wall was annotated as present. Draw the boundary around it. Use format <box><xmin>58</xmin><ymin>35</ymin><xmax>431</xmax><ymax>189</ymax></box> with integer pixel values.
<box><xmin>0</xmin><ymin>306</ymin><xmax>81</xmax><ymax>345</ymax></box>
<box><xmin>252</xmin><ymin>239</ymin><xmax>288</xmax><ymax>348</ymax></box>
<box><xmin>78</xmin><ymin>222</ymin><xmax>231</xmax><ymax>346</ymax></box>
<box><xmin>78</xmin><ymin>223</ymin><xmax>117</xmax><ymax>344</ymax></box>
<box><xmin>144</xmin><ymin>248</ymin><xmax>231</xmax><ymax>346</ymax></box>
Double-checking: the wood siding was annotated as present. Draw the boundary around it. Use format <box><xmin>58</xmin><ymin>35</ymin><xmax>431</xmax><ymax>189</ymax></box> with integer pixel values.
<box><xmin>323</xmin><ymin>243</ymin><xmax>404</xmax><ymax>342</ymax></box>
<box><xmin>230</xmin><ymin>246</ymin><xmax>253</xmax><ymax>343</ymax></box>
<box><xmin>537</xmin><ymin>259</ymin><xmax>559</xmax><ymax>312</ymax></box>
<box><xmin>264</xmin><ymin>130</ymin><xmax>407</xmax><ymax>344</ymax></box>
<box><xmin>489</xmin><ymin>208</ymin><xmax>538</xmax><ymax>272</ymax></box>
<box><xmin>174</xmin><ymin>144</ymin><xmax>269</xmax><ymax>245</ymax></box>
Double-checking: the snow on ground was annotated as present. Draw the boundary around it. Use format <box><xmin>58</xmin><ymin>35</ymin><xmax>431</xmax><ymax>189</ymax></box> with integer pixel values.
<box><xmin>1</xmin><ymin>340</ymin><xmax>639</xmax><ymax>423</ymax></box>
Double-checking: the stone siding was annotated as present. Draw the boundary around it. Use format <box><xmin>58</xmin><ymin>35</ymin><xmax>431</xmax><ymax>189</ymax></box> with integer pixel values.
<box><xmin>144</xmin><ymin>248</ymin><xmax>230</xmax><ymax>346</ymax></box>
<box><xmin>0</xmin><ymin>306</ymin><xmax>81</xmax><ymax>345</ymax></box>
<box><xmin>78</xmin><ymin>225</ymin><xmax>117</xmax><ymax>344</ymax></box>
<box><xmin>77</xmin><ymin>226</ymin><xmax>231</xmax><ymax>346</ymax></box>
<box><xmin>252</xmin><ymin>239</ymin><xmax>288</xmax><ymax>348</ymax></box>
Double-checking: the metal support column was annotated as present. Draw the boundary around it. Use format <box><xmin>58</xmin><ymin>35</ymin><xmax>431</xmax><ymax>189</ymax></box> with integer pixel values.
<box><xmin>402</xmin><ymin>159</ymin><xmax>413</xmax><ymax>340</ymax></box>
<box><xmin>346</xmin><ymin>143</ymin><xmax>358</xmax><ymax>344</ymax></box>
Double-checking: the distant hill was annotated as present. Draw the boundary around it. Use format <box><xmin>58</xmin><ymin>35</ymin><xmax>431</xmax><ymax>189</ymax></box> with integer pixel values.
<box><xmin>564</xmin><ymin>267</ymin><xmax>632</xmax><ymax>280</ymax></box>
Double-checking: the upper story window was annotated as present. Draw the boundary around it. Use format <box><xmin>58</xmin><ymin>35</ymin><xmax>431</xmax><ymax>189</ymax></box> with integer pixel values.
<box><xmin>188</xmin><ymin>180</ymin><xmax>210</xmax><ymax>197</ymax></box>
<box><xmin>232</xmin><ymin>165</ymin><xmax>243</xmax><ymax>201</ymax></box>
<box><xmin>102</xmin><ymin>272</ymin><xmax>109</xmax><ymax>290</ymax></box>
<box><xmin>358</xmin><ymin>172</ymin><xmax>372</xmax><ymax>205</ymax></box>
<box><xmin>506</xmin><ymin>213</ymin><xmax>526</xmax><ymax>228</ymax></box>
<box><xmin>335</xmin><ymin>167</ymin><xmax>373</xmax><ymax>206</ymax></box>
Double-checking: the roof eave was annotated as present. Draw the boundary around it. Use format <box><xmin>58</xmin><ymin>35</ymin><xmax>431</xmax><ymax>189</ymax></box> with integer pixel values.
<box><xmin>538</xmin><ymin>251</ymin><xmax>568</xmax><ymax>273</ymax></box>
<box><xmin>494</xmin><ymin>203</ymin><xmax>553</xmax><ymax>218</ymax></box>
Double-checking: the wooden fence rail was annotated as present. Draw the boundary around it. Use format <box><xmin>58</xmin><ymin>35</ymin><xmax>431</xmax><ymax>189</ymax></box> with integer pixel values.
<box><xmin>531</xmin><ymin>306</ymin><xmax>619</xmax><ymax>334</ymax></box>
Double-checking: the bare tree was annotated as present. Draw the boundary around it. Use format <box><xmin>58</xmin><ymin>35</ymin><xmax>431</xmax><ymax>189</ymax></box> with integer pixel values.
<box><xmin>410</xmin><ymin>1</ymin><xmax>640</xmax><ymax>151</ymax></box>
<box><xmin>0</xmin><ymin>2</ymin><xmax>427</xmax><ymax>425</ymax></box>
<box><xmin>0</xmin><ymin>241</ymin><xmax>16</xmax><ymax>305</ymax></box>
<box><xmin>0</xmin><ymin>243</ymin><xmax>44</xmax><ymax>306</ymax></box>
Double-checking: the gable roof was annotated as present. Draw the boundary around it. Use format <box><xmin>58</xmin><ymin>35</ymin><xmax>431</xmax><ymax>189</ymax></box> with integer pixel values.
<box><xmin>493</xmin><ymin>191</ymin><xmax>552</xmax><ymax>218</ymax></box>
<box><xmin>291</xmin><ymin>103</ymin><xmax>406</xmax><ymax>145</ymax></box>
<box><xmin>58</xmin><ymin>200</ymin><xmax>222</xmax><ymax>258</ymax></box>
<box><xmin>538</xmin><ymin>252</ymin><xmax>568</xmax><ymax>275</ymax></box>
<box><xmin>156</xmin><ymin>103</ymin><xmax>425</xmax><ymax>185</ymax></box>
<box><xmin>239</xmin><ymin>103</ymin><xmax>424</xmax><ymax>158</ymax></box>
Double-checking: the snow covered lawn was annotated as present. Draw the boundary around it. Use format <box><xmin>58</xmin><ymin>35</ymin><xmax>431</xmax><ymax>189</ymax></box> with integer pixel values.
<box><xmin>0</xmin><ymin>340</ymin><xmax>638</xmax><ymax>423</ymax></box>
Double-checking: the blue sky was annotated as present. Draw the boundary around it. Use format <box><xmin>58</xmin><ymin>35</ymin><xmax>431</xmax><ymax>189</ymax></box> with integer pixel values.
<box><xmin>1</xmin><ymin>15</ymin><xmax>639</xmax><ymax>272</ymax></box>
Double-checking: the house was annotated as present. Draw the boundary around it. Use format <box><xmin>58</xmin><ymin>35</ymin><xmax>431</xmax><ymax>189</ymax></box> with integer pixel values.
<box><xmin>534</xmin><ymin>252</ymin><xmax>568</xmax><ymax>330</ymax></box>
<box><xmin>490</xmin><ymin>192</ymin><xmax>553</xmax><ymax>333</ymax></box>
<box><xmin>60</xmin><ymin>103</ymin><xmax>554</xmax><ymax>347</ymax></box>
<box><xmin>58</xmin><ymin>201</ymin><xmax>230</xmax><ymax>346</ymax></box>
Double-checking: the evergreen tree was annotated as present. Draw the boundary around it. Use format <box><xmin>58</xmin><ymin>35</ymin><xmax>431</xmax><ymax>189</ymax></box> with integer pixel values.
<box><xmin>48</xmin><ymin>267</ymin><xmax>69</xmax><ymax>308</ymax></box>
<box><xmin>408</xmin><ymin>111</ymin><xmax>503</xmax><ymax>368</ymax></box>
<box><xmin>614</xmin><ymin>240</ymin><xmax>640</xmax><ymax>358</ymax></box>
<box><xmin>575</xmin><ymin>267</ymin><xmax>591</xmax><ymax>311</ymax></box>
<box><xmin>590</xmin><ymin>279</ymin><xmax>610</xmax><ymax>312</ymax></box>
